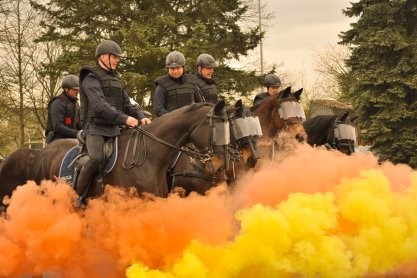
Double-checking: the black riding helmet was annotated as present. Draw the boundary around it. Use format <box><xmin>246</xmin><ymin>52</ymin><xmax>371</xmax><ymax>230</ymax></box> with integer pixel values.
<box><xmin>263</xmin><ymin>74</ymin><xmax>281</xmax><ymax>87</ymax></box>
<box><xmin>197</xmin><ymin>53</ymin><xmax>217</xmax><ymax>68</ymax></box>
<box><xmin>166</xmin><ymin>51</ymin><xmax>186</xmax><ymax>68</ymax></box>
<box><xmin>61</xmin><ymin>74</ymin><xmax>79</xmax><ymax>89</ymax></box>
<box><xmin>95</xmin><ymin>40</ymin><xmax>124</xmax><ymax>58</ymax></box>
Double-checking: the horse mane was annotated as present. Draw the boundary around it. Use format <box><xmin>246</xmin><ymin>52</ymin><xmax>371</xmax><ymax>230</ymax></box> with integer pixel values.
<box><xmin>250</xmin><ymin>86</ymin><xmax>298</xmax><ymax>112</ymax></box>
<box><xmin>304</xmin><ymin>115</ymin><xmax>337</xmax><ymax>131</ymax></box>
<box><xmin>250</xmin><ymin>93</ymin><xmax>277</xmax><ymax>112</ymax></box>
<box><xmin>304</xmin><ymin>114</ymin><xmax>338</xmax><ymax>145</ymax></box>
<box><xmin>151</xmin><ymin>103</ymin><xmax>214</xmax><ymax>124</ymax></box>
<box><xmin>184</xmin><ymin>102</ymin><xmax>214</xmax><ymax>113</ymax></box>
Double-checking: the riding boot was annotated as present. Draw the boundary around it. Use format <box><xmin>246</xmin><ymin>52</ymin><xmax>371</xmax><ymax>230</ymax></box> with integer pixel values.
<box><xmin>75</xmin><ymin>160</ymin><xmax>99</xmax><ymax>198</ymax></box>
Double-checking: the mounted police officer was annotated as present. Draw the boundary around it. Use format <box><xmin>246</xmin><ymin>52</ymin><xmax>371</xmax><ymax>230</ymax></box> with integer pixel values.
<box><xmin>253</xmin><ymin>73</ymin><xmax>282</xmax><ymax>106</ymax></box>
<box><xmin>153</xmin><ymin>51</ymin><xmax>203</xmax><ymax>117</ymax></box>
<box><xmin>195</xmin><ymin>53</ymin><xmax>218</xmax><ymax>104</ymax></box>
<box><xmin>75</xmin><ymin>39</ymin><xmax>151</xmax><ymax>198</ymax></box>
<box><xmin>45</xmin><ymin>74</ymin><xmax>81</xmax><ymax>143</ymax></box>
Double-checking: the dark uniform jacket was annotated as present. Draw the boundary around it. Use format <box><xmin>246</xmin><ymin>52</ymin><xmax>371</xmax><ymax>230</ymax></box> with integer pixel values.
<box><xmin>153</xmin><ymin>74</ymin><xmax>202</xmax><ymax>117</ymax></box>
<box><xmin>79</xmin><ymin>64</ymin><xmax>146</xmax><ymax>137</ymax></box>
<box><xmin>196</xmin><ymin>73</ymin><xmax>218</xmax><ymax>104</ymax></box>
<box><xmin>45</xmin><ymin>92</ymin><xmax>80</xmax><ymax>143</ymax></box>
<box><xmin>253</xmin><ymin>92</ymin><xmax>272</xmax><ymax>106</ymax></box>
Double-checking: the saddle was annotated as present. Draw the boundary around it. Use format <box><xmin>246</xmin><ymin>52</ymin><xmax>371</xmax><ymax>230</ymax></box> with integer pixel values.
<box><xmin>59</xmin><ymin>131</ymin><xmax>118</xmax><ymax>186</ymax></box>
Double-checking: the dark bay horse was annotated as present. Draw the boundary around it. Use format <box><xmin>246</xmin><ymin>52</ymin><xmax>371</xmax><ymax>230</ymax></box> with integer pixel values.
<box><xmin>303</xmin><ymin>112</ymin><xmax>357</xmax><ymax>155</ymax></box>
<box><xmin>0</xmin><ymin>102</ymin><xmax>231</xmax><ymax>202</ymax></box>
<box><xmin>0</xmin><ymin>148</ymin><xmax>40</xmax><ymax>202</ymax></box>
<box><xmin>170</xmin><ymin>100</ymin><xmax>262</xmax><ymax>195</ymax></box>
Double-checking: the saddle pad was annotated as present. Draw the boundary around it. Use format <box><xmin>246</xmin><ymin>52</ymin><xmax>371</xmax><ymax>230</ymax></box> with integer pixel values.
<box><xmin>59</xmin><ymin>138</ymin><xmax>118</xmax><ymax>185</ymax></box>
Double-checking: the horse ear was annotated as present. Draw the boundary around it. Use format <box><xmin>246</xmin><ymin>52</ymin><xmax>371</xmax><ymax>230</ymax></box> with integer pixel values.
<box><xmin>338</xmin><ymin>112</ymin><xmax>349</xmax><ymax>122</ymax></box>
<box><xmin>280</xmin><ymin>86</ymin><xmax>292</xmax><ymax>99</ymax></box>
<box><xmin>214</xmin><ymin>100</ymin><xmax>225</xmax><ymax>113</ymax></box>
<box><xmin>293</xmin><ymin>88</ymin><xmax>303</xmax><ymax>100</ymax></box>
<box><xmin>234</xmin><ymin>99</ymin><xmax>243</xmax><ymax>108</ymax></box>
<box><xmin>350</xmin><ymin>115</ymin><xmax>358</xmax><ymax>123</ymax></box>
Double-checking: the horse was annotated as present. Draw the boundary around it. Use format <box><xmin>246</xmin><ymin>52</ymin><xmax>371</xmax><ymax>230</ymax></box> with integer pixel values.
<box><xmin>303</xmin><ymin>112</ymin><xmax>357</xmax><ymax>155</ymax></box>
<box><xmin>0</xmin><ymin>148</ymin><xmax>40</xmax><ymax>203</ymax></box>
<box><xmin>170</xmin><ymin>87</ymin><xmax>309</xmax><ymax>195</ymax></box>
<box><xmin>0</xmin><ymin>102</ymin><xmax>231</xmax><ymax>202</ymax></box>
<box><xmin>248</xmin><ymin>86</ymin><xmax>308</xmax><ymax>163</ymax></box>
<box><xmin>170</xmin><ymin>100</ymin><xmax>262</xmax><ymax>195</ymax></box>
<box><xmin>250</xmin><ymin>86</ymin><xmax>307</xmax><ymax>143</ymax></box>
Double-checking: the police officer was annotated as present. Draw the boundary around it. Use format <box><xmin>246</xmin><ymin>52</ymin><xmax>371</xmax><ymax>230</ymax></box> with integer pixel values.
<box><xmin>196</xmin><ymin>53</ymin><xmax>218</xmax><ymax>104</ymax></box>
<box><xmin>153</xmin><ymin>51</ymin><xmax>202</xmax><ymax>117</ymax></box>
<box><xmin>253</xmin><ymin>73</ymin><xmax>282</xmax><ymax>105</ymax></box>
<box><xmin>45</xmin><ymin>74</ymin><xmax>81</xmax><ymax>143</ymax></box>
<box><xmin>75</xmin><ymin>39</ymin><xmax>151</xmax><ymax>198</ymax></box>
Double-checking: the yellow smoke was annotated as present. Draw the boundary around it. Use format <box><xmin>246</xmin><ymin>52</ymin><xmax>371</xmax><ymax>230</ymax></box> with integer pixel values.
<box><xmin>127</xmin><ymin>169</ymin><xmax>417</xmax><ymax>278</ymax></box>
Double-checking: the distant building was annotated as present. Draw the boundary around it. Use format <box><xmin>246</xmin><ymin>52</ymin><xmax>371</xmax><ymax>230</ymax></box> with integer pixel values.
<box><xmin>308</xmin><ymin>99</ymin><xmax>353</xmax><ymax>118</ymax></box>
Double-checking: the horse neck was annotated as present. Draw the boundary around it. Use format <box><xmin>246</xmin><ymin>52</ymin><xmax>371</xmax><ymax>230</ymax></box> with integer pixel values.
<box><xmin>146</xmin><ymin>114</ymin><xmax>199</xmax><ymax>147</ymax></box>
<box><xmin>305</xmin><ymin>116</ymin><xmax>335</xmax><ymax>145</ymax></box>
<box><xmin>252</xmin><ymin>98</ymin><xmax>278</xmax><ymax>138</ymax></box>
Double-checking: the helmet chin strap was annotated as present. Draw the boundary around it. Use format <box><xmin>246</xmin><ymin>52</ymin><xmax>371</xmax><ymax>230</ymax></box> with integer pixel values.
<box><xmin>107</xmin><ymin>54</ymin><xmax>114</xmax><ymax>71</ymax></box>
<box><xmin>99</xmin><ymin>54</ymin><xmax>114</xmax><ymax>72</ymax></box>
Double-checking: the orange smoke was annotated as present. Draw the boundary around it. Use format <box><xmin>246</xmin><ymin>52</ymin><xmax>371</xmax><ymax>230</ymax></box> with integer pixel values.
<box><xmin>0</xmin><ymin>144</ymin><xmax>416</xmax><ymax>277</ymax></box>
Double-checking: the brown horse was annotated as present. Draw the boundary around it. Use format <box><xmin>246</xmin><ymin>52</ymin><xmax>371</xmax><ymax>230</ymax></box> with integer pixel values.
<box><xmin>250</xmin><ymin>86</ymin><xmax>307</xmax><ymax>142</ymax></box>
<box><xmin>170</xmin><ymin>100</ymin><xmax>261</xmax><ymax>195</ymax></box>
<box><xmin>0</xmin><ymin>102</ymin><xmax>231</xmax><ymax>202</ymax></box>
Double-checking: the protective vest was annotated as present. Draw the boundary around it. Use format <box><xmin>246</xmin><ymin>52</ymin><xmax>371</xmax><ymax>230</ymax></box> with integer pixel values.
<box><xmin>196</xmin><ymin>77</ymin><xmax>217</xmax><ymax>104</ymax></box>
<box><xmin>79</xmin><ymin>64</ymin><xmax>124</xmax><ymax>125</ymax></box>
<box><xmin>155</xmin><ymin>74</ymin><xmax>197</xmax><ymax>112</ymax></box>
<box><xmin>45</xmin><ymin>93</ymin><xmax>79</xmax><ymax>135</ymax></box>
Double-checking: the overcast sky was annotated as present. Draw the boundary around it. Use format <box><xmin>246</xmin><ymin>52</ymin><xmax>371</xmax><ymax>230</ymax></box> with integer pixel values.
<box><xmin>260</xmin><ymin>0</ymin><xmax>355</xmax><ymax>84</ymax></box>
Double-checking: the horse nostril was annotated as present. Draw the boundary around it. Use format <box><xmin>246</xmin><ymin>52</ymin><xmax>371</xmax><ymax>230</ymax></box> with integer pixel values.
<box><xmin>296</xmin><ymin>134</ymin><xmax>304</xmax><ymax>142</ymax></box>
<box><xmin>247</xmin><ymin>156</ymin><xmax>257</xmax><ymax>168</ymax></box>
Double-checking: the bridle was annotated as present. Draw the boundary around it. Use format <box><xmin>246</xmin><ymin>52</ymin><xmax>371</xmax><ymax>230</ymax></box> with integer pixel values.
<box><xmin>170</xmin><ymin>103</ymin><xmax>263</xmax><ymax>185</ymax></box>
<box><xmin>122</xmin><ymin>106</ymin><xmax>230</xmax><ymax>170</ymax></box>
<box><xmin>325</xmin><ymin>119</ymin><xmax>357</xmax><ymax>154</ymax></box>
<box><xmin>228</xmin><ymin>105</ymin><xmax>262</xmax><ymax>168</ymax></box>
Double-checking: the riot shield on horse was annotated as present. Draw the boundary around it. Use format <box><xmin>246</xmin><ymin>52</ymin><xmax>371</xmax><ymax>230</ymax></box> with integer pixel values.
<box><xmin>0</xmin><ymin>102</ymin><xmax>231</xmax><ymax>203</ymax></box>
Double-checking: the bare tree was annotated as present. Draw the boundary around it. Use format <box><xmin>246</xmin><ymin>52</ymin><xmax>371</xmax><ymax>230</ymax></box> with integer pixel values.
<box><xmin>0</xmin><ymin>0</ymin><xmax>61</xmax><ymax>152</ymax></box>
<box><xmin>28</xmin><ymin>41</ymin><xmax>63</xmax><ymax>133</ymax></box>
<box><xmin>0</xmin><ymin>0</ymin><xmax>41</xmax><ymax>147</ymax></box>
<box><xmin>312</xmin><ymin>43</ymin><xmax>351</xmax><ymax>100</ymax></box>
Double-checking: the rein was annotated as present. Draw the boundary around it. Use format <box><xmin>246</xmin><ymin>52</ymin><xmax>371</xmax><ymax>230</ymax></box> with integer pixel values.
<box><xmin>121</xmin><ymin>126</ymin><xmax>212</xmax><ymax>170</ymax></box>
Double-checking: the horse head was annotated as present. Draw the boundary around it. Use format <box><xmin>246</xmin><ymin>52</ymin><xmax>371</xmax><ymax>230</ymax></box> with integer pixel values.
<box><xmin>251</xmin><ymin>86</ymin><xmax>307</xmax><ymax>142</ymax></box>
<box><xmin>228</xmin><ymin>99</ymin><xmax>261</xmax><ymax>168</ymax></box>
<box><xmin>189</xmin><ymin>100</ymin><xmax>230</xmax><ymax>176</ymax></box>
<box><xmin>328</xmin><ymin>112</ymin><xmax>357</xmax><ymax>155</ymax></box>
